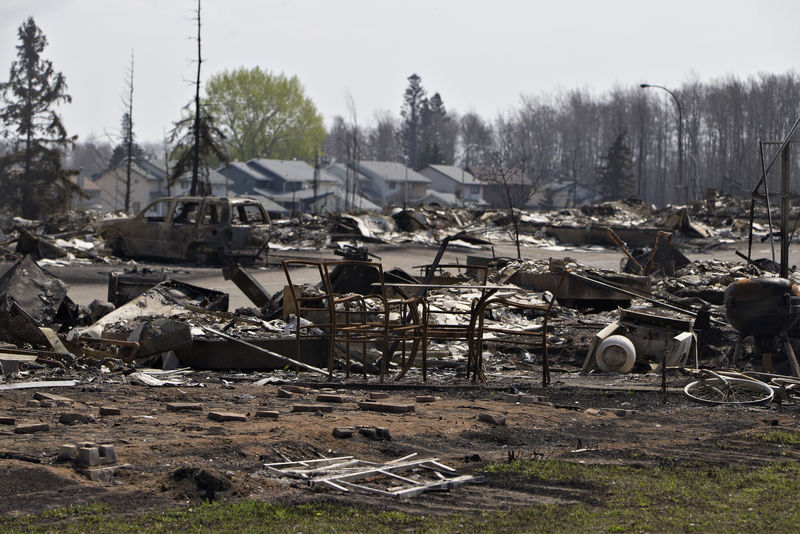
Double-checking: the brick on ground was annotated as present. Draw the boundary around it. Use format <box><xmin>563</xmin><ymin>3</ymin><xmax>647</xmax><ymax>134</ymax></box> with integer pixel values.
<box><xmin>166</xmin><ymin>402</ymin><xmax>203</xmax><ymax>412</ymax></box>
<box><xmin>208</xmin><ymin>411</ymin><xmax>247</xmax><ymax>422</ymax></box>
<box><xmin>357</xmin><ymin>401</ymin><xmax>415</xmax><ymax>413</ymax></box>
<box><xmin>14</xmin><ymin>423</ymin><xmax>49</xmax><ymax>434</ymax></box>
<box><xmin>291</xmin><ymin>404</ymin><xmax>334</xmax><ymax>413</ymax></box>
<box><xmin>33</xmin><ymin>392</ymin><xmax>73</xmax><ymax>406</ymax></box>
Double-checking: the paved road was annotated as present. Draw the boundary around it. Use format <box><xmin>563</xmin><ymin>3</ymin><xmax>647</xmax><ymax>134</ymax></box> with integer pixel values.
<box><xmin>21</xmin><ymin>238</ymin><xmax>782</xmax><ymax>310</ymax></box>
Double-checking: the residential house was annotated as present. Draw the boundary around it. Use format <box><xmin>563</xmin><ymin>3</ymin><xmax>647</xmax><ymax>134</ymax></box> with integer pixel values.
<box><xmin>531</xmin><ymin>180</ymin><xmax>596</xmax><ymax>209</ymax></box>
<box><xmin>353</xmin><ymin>161</ymin><xmax>430</xmax><ymax>206</ymax></box>
<box><xmin>270</xmin><ymin>187</ymin><xmax>380</xmax><ymax>214</ymax></box>
<box><xmin>217</xmin><ymin>161</ymin><xmax>272</xmax><ymax>195</ymax></box>
<box><xmin>246</xmin><ymin>159</ymin><xmax>337</xmax><ymax>195</ymax></box>
<box><xmin>324</xmin><ymin>163</ymin><xmax>380</xmax><ymax>211</ymax></box>
<box><xmin>69</xmin><ymin>174</ymin><xmax>103</xmax><ymax>210</ymax></box>
<box><xmin>419</xmin><ymin>164</ymin><xmax>486</xmax><ymax>205</ymax></box>
<box><xmin>93</xmin><ymin>159</ymin><xmax>229</xmax><ymax>214</ymax></box>
<box><xmin>470</xmin><ymin>165</ymin><xmax>538</xmax><ymax>209</ymax></box>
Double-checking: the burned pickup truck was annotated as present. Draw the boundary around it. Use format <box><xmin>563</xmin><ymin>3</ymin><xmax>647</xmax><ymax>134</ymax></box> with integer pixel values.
<box><xmin>98</xmin><ymin>196</ymin><xmax>271</xmax><ymax>264</ymax></box>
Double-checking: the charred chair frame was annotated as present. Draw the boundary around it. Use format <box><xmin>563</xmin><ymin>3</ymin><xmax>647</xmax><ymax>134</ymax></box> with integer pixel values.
<box><xmin>282</xmin><ymin>260</ymin><xmax>335</xmax><ymax>376</ymax></box>
<box><xmin>321</xmin><ymin>260</ymin><xmax>425</xmax><ymax>382</ymax></box>
<box><xmin>472</xmin><ymin>270</ymin><xmax>567</xmax><ymax>385</ymax></box>
<box><xmin>410</xmin><ymin>264</ymin><xmax>490</xmax><ymax>382</ymax></box>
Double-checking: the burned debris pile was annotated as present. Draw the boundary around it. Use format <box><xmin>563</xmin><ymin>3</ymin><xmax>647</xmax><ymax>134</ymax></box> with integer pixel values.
<box><xmin>0</xmin><ymin>194</ymin><xmax>797</xmax><ymax>410</ymax></box>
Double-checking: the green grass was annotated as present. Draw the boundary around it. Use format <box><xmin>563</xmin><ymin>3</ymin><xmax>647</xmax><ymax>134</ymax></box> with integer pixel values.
<box><xmin>2</xmin><ymin>460</ymin><xmax>800</xmax><ymax>533</ymax></box>
<box><xmin>750</xmin><ymin>429</ymin><xmax>800</xmax><ymax>445</ymax></box>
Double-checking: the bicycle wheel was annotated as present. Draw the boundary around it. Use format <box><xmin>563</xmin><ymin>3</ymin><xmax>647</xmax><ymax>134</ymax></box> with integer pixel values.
<box><xmin>684</xmin><ymin>377</ymin><xmax>774</xmax><ymax>406</ymax></box>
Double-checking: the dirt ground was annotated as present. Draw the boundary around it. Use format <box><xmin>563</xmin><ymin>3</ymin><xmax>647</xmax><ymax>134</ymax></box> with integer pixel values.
<box><xmin>1</xmin><ymin>239</ymin><xmax>798</xmax><ymax>518</ymax></box>
<box><xmin>1</xmin><ymin>362</ymin><xmax>799</xmax><ymax>517</ymax></box>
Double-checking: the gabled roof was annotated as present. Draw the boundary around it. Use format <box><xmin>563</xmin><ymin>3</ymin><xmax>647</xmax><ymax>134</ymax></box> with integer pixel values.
<box><xmin>469</xmin><ymin>165</ymin><xmax>532</xmax><ymax>185</ymax></box>
<box><xmin>107</xmin><ymin>158</ymin><xmax>228</xmax><ymax>185</ymax></box>
<box><xmin>265</xmin><ymin>186</ymin><xmax>380</xmax><ymax>212</ymax></box>
<box><xmin>249</xmin><ymin>188</ymin><xmax>292</xmax><ymax>215</ymax></box>
<box><xmin>248</xmin><ymin>159</ymin><xmax>336</xmax><ymax>183</ymax></box>
<box><xmin>356</xmin><ymin>161</ymin><xmax>430</xmax><ymax>184</ymax></box>
<box><xmin>218</xmin><ymin>161</ymin><xmax>272</xmax><ymax>183</ymax></box>
<box><xmin>423</xmin><ymin>164</ymin><xmax>484</xmax><ymax>186</ymax></box>
<box><xmin>324</xmin><ymin>163</ymin><xmax>370</xmax><ymax>186</ymax></box>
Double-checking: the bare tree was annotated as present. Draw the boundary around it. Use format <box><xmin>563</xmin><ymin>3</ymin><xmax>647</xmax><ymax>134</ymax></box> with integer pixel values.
<box><xmin>483</xmin><ymin>130</ymin><xmax>538</xmax><ymax>259</ymax></box>
<box><xmin>168</xmin><ymin>0</ymin><xmax>226</xmax><ymax>195</ymax></box>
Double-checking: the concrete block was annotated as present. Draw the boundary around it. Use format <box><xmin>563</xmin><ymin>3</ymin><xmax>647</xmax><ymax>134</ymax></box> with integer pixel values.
<box><xmin>59</xmin><ymin>413</ymin><xmax>95</xmax><ymax>425</ymax></box>
<box><xmin>502</xmin><ymin>393</ymin><xmax>522</xmax><ymax>403</ymax></box>
<box><xmin>99</xmin><ymin>406</ymin><xmax>122</xmax><ymax>416</ymax></box>
<box><xmin>14</xmin><ymin>423</ymin><xmax>49</xmax><ymax>434</ymax></box>
<box><xmin>277</xmin><ymin>388</ymin><xmax>296</xmax><ymax>399</ymax></box>
<box><xmin>79</xmin><ymin>464</ymin><xmax>129</xmax><ymax>482</ymax></box>
<box><xmin>357</xmin><ymin>401</ymin><xmax>415</xmax><ymax>414</ymax></box>
<box><xmin>208</xmin><ymin>411</ymin><xmax>247</xmax><ymax>422</ymax></box>
<box><xmin>98</xmin><ymin>444</ymin><xmax>117</xmax><ymax>464</ymax></box>
<box><xmin>26</xmin><ymin>400</ymin><xmax>41</xmax><ymax>408</ymax></box>
<box><xmin>291</xmin><ymin>404</ymin><xmax>334</xmax><ymax>413</ymax></box>
<box><xmin>358</xmin><ymin>426</ymin><xmax>391</xmax><ymax>440</ymax></box>
<box><xmin>39</xmin><ymin>401</ymin><xmax>54</xmax><ymax>408</ymax></box>
<box><xmin>415</xmin><ymin>395</ymin><xmax>438</xmax><ymax>403</ymax></box>
<box><xmin>332</xmin><ymin>426</ymin><xmax>354</xmax><ymax>438</ymax></box>
<box><xmin>368</xmin><ymin>392</ymin><xmax>390</xmax><ymax>400</ymax></box>
<box><xmin>78</xmin><ymin>441</ymin><xmax>97</xmax><ymax>449</ymax></box>
<box><xmin>0</xmin><ymin>416</ymin><xmax>16</xmax><ymax>425</ymax></box>
<box><xmin>316</xmin><ymin>394</ymin><xmax>345</xmax><ymax>403</ymax></box>
<box><xmin>281</xmin><ymin>385</ymin><xmax>309</xmax><ymax>394</ymax></box>
<box><xmin>254</xmin><ymin>410</ymin><xmax>279</xmax><ymax>419</ymax></box>
<box><xmin>57</xmin><ymin>444</ymin><xmax>77</xmax><ymax>461</ymax></box>
<box><xmin>166</xmin><ymin>402</ymin><xmax>203</xmax><ymax>412</ymax></box>
<box><xmin>33</xmin><ymin>392</ymin><xmax>73</xmax><ymax>406</ymax></box>
<box><xmin>478</xmin><ymin>413</ymin><xmax>507</xmax><ymax>426</ymax></box>
<box><xmin>77</xmin><ymin>447</ymin><xmax>101</xmax><ymax>466</ymax></box>
<box><xmin>518</xmin><ymin>395</ymin><xmax>545</xmax><ymax>405</ymax></box>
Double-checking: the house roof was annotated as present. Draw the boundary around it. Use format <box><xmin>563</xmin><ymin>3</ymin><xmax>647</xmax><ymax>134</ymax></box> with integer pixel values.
<box><xmin>266</xmin><ymin>187</ymin><xmax>380</xmax><ymax>212</ymax></box>
<box><xmin>107</xmin><ymin>158</ymin><xmax>228</xmax><ymax>185</ymax></box>
<box><xmin>469</xmin><ymin>165</ymin><xmax>532</xmax><ymax>185</ymax></box>
<box><xmin>248</xmin><ymin>159</ymin><xmax>336</xmax><ymax>183</ymax></box>
<box><xmin>356</xmin><ymin>161</ymin><xmax>430</xmax><ymax>184</ymax></box>
<box><xmin>423</xmin><ymin>164</ymin><xmax>484</xmax><ymax>186</ymax></box>
<box><xmin>324</xmin><ymin>163</ymin><xmax>370</xmax><ymax>186</ymax></box>
<box><xmin>247</xmin><ymin>188</ymin><xmax>292</xmax><ymax>215</ymax></box>
<box><xmin>218</xmin><ymin>161</ymin><xmax>272</xmax><ymax>183</ymax></box>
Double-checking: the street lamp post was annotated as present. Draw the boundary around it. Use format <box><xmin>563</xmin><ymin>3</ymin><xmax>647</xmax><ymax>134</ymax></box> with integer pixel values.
<box><xmin>641</xmin><ymin>83</ymin><xmax>684</xmax><ymax>205</ymax></box>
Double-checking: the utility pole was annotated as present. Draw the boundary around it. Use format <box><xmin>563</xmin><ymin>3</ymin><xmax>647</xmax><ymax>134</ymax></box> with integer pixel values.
<box><xmin>124</xmin><ymin>50</ymin><xmax>134</xmax><ymax>212</ymax></box>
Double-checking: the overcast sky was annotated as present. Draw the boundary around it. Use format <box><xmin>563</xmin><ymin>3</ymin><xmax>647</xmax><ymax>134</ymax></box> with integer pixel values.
<box><xmin>1</xmin><ymin>0</ymin><xmax>797</xmax><ymax>144</ymax></box>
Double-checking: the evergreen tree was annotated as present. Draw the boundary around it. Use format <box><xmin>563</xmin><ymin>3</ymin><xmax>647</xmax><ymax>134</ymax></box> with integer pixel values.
<box><xmin>596</xmin><ymin>130</ymin><xmax>635</xmax><ymax>201</ymax></box>
<box><xmin>399</xmin><ymin>74</ymin><xmax>426</xmax><ymax>169</ymax></box>
<box><xmin>417</xmin><ymin>92</ymin><xmax>451</xmax><ymax>168</ymax></box>
<box><xmin>108</xmin><ymin>113</ymin><xmax>144</xmax><ymax>170</ymax></box>
<box><xmin>0</xmin><ymin>17</ymin><xmax>77</xmax><ymax>219</ymax></box>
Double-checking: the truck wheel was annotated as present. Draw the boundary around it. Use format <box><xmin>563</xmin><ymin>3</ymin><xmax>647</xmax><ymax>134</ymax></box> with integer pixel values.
<box><xmin>109</xmin><ymin>236</ymin><xmax>127</xmax><ymax>258</ymax></box>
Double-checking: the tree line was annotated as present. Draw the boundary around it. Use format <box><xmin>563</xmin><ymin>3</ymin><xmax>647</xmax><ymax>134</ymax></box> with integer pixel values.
<box><xmin>325</xmin><ymin>72</ymin><xmax>800</xmax><ymax>207</ymax></box>
<box><xmin>2</xmin><ymin>15</ymin><xmax>798</xmax><ymax>219</ymax></box>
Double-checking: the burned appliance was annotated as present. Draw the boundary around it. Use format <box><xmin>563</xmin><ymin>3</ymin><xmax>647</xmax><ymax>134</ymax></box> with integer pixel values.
<box><xmin>724</xmin><ymin>277</ymin><xmax>800</xmax><ymax>373</ymax></box>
